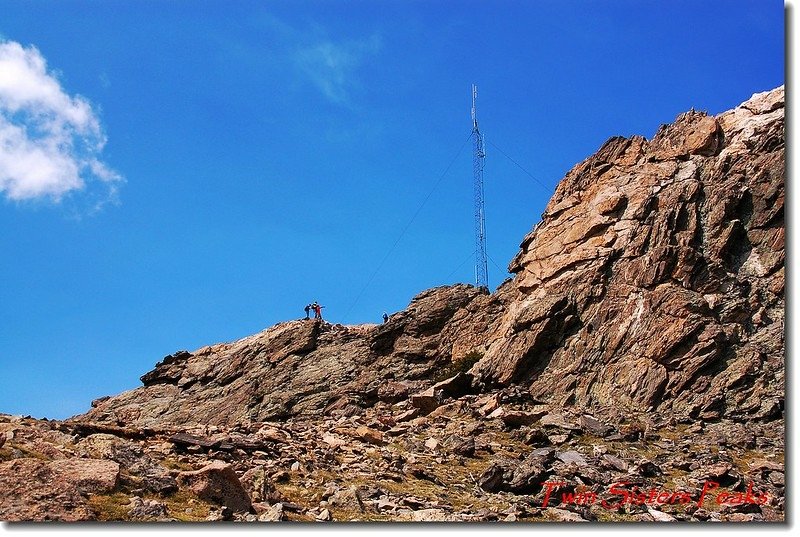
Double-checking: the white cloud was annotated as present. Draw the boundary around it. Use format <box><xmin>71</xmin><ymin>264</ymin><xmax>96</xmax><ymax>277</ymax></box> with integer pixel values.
<box><xmin>0</xmin><ymin>40</ymin><xmax>122</xmax><ymax>203</ymax></box>
<box><xmin>295</xmin><ymin>34</ymin><xmax>381</xmax><ymax>104</ymax></box>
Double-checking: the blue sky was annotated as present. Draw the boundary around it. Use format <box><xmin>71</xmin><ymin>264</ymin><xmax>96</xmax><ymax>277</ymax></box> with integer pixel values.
<box><xmin>0</xmin><ymin>1</ymin><xmax>785</xmax><ymax>419</ymax></box>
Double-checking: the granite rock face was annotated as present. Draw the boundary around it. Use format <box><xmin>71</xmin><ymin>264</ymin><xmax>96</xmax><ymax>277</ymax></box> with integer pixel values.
<box><xmin>472</xmin><ymin>86</ymin><xmax>785</xmax><ymax>421</ymax></box>
<box><xmin>84</xmin><ymin>87</ymin><xmax>783</xmax><ymax>429</ymax></box>
<box><xmin>0</xmin><ymin>87</ymin><xmax>785</xmax><ymax>523</ymax></box>
<box><xmin>82</xmin><ymin>284</ymin><xmax>486</xmax><ymax>428</ymax></box>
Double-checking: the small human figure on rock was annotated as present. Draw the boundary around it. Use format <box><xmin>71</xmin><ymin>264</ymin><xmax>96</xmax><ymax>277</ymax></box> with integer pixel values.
<box><xmin>383</xmin><ymin>312</ymin><xmax>389</xmax><ymax>323</ymax></box>
<box><xmin>304</xmin><ymin>304</ymin><xmax>311</xmax><ymax>320</ymax></box>
<box><xmin>312</xmin><ymin>302</ymin><xmax>324</xmax><ymax>320</ymax></box>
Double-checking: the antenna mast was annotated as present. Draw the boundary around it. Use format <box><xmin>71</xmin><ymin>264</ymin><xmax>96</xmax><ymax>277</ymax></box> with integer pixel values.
<box><xmin>471</xmin><ymin>85</ymin><xmax>488</xmax><ymax>291</ymax></box>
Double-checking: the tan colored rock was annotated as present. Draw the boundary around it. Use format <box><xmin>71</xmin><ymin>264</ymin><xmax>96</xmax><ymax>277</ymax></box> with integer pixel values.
<box><xmin>741</xmin><ymin>86</ymin><xmax>784</xmax><ymax>114</ymax></box>
<box><xmin>475</xmin><ymin>393</ymin><xmax>501</xmax><ymax>415</ymax></box>
<box><xmin>647</xmin><ymin>508</ymin><xmax>677</xmax><ymax>522</ymax></box>
<box><xmin>424</xmin><ymin>437</ymin><xmax>439</xmax><ymax>451</ymax></box>
<box><xmin>648</xmin><ymin>111</ymin><xmax>722</xmax><ymax>160</ymax></box>
<box><xmin>337</xmin><ymin>425</ymin><xmax>386</xmax><ymax>446</ymax></box>
<box><xmin>593</xmin><ymin>188</ymin><xmax>627</xmax><ymax>215</ymax></box>
<box><xmin>256</xmin><ymin>502</ymin><xmax>285</xmax><ymax>521</ymax></box>
<box><xmin>410</xmin><ymin>387</ymin><xmax>443</xmax><ymax>415</ymax></box>
<box><xmin>322</xmin><ymin>433</ymin><xmax>347</xmax><ymax>449</ymax></box>
<box><xmin>545</xmin><ymin>508</ymin><xmax>588</xmax><ymax>522</ymax></box>
<box><xmin>749</xmin><ymin>459</ymin><xmax>783</xmax><ymax>473</ymax></box>
<box><xmin>327</xmin><ymin>486</ymin><xmax>364</xmax><ymax>513</ymax></box>
<box><xmin>395</xmin><ymin>407</ymin><xmax>421</xmax><ymax>422</ymax></box>
<box><xmin>240</xmin><ymin>466</ymin><xmax>273</xmax><ymax>504</ymax></box>
<box><xmin>77</xmin><ymin>433</ymin><xmax>124</xmax><ymax>459</ymax></box>
<box><xmin>489</xmin><ymin>407</ymin><xmax>548</xmax><ymax>428</ymax></box>
<box><xmin>409</xmin><ymin>508</ymin><xmax>457</xmax><ymax>521</ymax></box>
<box><xmin>316</xmin><ymin>508</ymin><xmax>332</xmax><ymax>521</ymax></box>
<box><xmin>352</xmin><ymin>426</ymin><xmax>386</xmax><ymax>446</ymax></box>
<box><xmin>48</xmin><ymin>458</ymin><xmax>120</xmax><ymax>494</ymax></box>
<box><xmin>377</xmin><ymin>381</ymin><xmax>412</xmax><ymax>403</ymax></box>
<box><xmin>0</xmin><ymin>459</ymin><xmax>94</xmax><ymax>521</ymax></box>
<box><xmin>127</xmin><ymin>496</ymin><xmax>169</xmax><ymax>521</ymax></box>
<box><xmin>177</xmin><ymin>460</ymin><xmax>252</xmax><ymax>513</ymax></box>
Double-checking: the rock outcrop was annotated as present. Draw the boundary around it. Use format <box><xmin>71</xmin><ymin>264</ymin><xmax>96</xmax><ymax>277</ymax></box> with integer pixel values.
<box><xmin>471</xmin><ymin>87</ymin><xmax>784</xmax><ymax>423</ymax></box>
<box><xmin>0</xmin><ymin>86</ymin><xmax>784</xmax><ymax>522</ymax></box>
<box><xmin>176</xmin><ymin>460</ymin><xmax>252</xmax><ymax>514</ymax></box>
<box><xmin>82</xmin><ymin>284</ymin><xmax>487</xmax><ymax>428</ymax></box>
<box><xmin>83</xmin><ymin>86</ymin><xmax>783</xmax><ymax>430</ymax></box>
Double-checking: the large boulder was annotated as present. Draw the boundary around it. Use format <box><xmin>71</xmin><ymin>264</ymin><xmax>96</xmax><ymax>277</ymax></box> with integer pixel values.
<box><xmin>177</xmin><ymin>461</ymin><xmax>252</xmax><ymax>513</ymax></box>
<box><xmin>48</xmin><ymin>459</ymin><xmax>120</xmax><ymax>494</ymax></box>
<box><xmin>0</xmin><ymin>459</ymin><xmax>95</xmax><ymax>521</ymax></box>
<box><xmin>76</xmin><ymin>433</ymin><xmax>176</xmax><ymax>494</ymax></box>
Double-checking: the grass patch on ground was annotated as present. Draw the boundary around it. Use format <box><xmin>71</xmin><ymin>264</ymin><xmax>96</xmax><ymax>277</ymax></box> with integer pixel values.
<box><xmin>274</xmin><ymin>480</ymin><xmax>325</xmax><ymax>507</ymax></box>
<box><xmin>592</xmin><ymin>509</ymin><xmax>639</xmax><ymax>522</ymax></box>
<box><xmin>160</xmin><ymin>458</ymin><xmax>195</xmax><ymax>471</ymax></box>
<box><xmin>87</xmin><ymin>492</ymin><xmax>134</xmax><ymax>521</ymax></box>
<box><xmin>88</xmin><ymin>489</ymin><xmax>215</xmax><ymax>522</ymax></box>
<box><xmin>612</xmin><ymin>442</ymin><xmax>663</xmax><ymax>462</ymax></box>
<box><xmin>733</xmin><ymin>448</ymin><xmax>784</xmax><ymax>475</ymax></box>
<box><xmin>655</xmin><ymin>423</ymin><xmax>692</xmax><ymax>442</ymax></box>
<box><xmin>163</xmin><ymin>490</ymin><xmax>213</xmax><ymax>522</ymax></box>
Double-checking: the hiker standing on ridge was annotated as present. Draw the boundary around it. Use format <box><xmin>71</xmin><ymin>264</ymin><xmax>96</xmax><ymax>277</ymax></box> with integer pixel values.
<box><xmin>304</xmin><ymin>304</ymin><xmax>311</xmax><ymax>319</ymax></box>
<box><xmin>383</xmin><ymin>312</ymin><xmax>389</xmax><ymax>323</ymax></box>
<box><xmin>312</xmin><ymin>302</ymin><xmax>324</xmax><ymax>320</ymax></box>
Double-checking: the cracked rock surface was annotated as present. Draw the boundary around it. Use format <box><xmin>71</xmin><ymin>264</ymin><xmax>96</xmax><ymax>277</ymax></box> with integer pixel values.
<box><xmin>0</xmin><ymin>87</ymin><xmax>784</xmax><ymax>522</ymax></box>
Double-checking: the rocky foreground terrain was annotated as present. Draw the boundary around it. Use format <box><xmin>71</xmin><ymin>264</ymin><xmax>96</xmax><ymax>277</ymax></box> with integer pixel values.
<box><xmin>0</xmin><ymin>86</ymin><xmax>784</xmax><ymax>522</ymax></box>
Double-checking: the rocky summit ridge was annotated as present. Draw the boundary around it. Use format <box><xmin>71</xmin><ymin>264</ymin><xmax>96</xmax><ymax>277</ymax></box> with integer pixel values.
<box><xmin>0</xmin><ymin>86</ymin><xmax>784</xmax><ymax>522</ymax></box>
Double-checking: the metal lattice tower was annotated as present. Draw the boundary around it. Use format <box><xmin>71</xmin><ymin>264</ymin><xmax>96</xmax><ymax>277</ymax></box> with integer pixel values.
<box><xmin>471</xmin><ymin>85</ymin><xmax>488</xmax><ymax>291</ymax></box>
